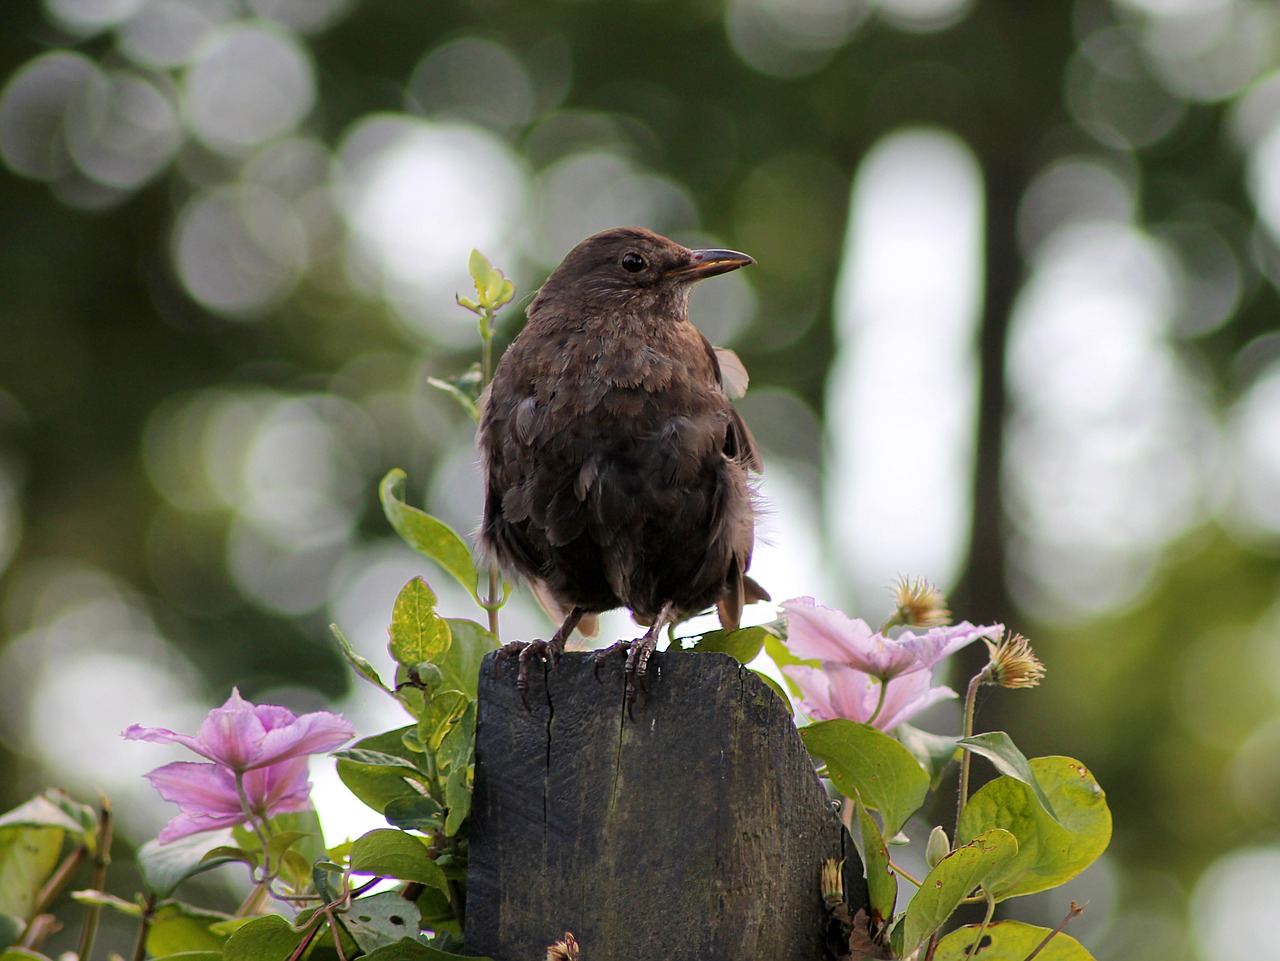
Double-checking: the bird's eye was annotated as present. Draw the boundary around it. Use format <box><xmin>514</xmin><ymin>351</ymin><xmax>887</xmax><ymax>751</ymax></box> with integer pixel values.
<box><xmin>620</xmin><ymin>251</ymin><xmax>647</xmax><ymax>273</ymax></box>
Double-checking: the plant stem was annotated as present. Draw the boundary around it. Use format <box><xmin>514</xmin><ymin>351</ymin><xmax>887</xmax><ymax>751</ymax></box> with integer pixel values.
<box><xmin>865</xmin><ymin>679</ymin><xmax>890</xmax><ymax>727</ymax></box>
<box><xmin>1022</xmin><ymin>901</ymin><xmax>1085</xmax><ymax>961</ymax></box>
<box><xmin>130</xmin><ymin>893</ymin><xmax>157</xmax><ymax>961</ymax></box>
<box><xmin>76</xmin><ymin>796</ymin><xmax>113</xmax><ymax>961</ymax></box>
<box><xmin>964</xmin><ymin>889</ymin><xmax>997</xmax><ymax>960</ymax></box>
<box><xmin>887</xmin><ymin>860</ymin><xmax>922</xmax><ymax>887</ymax></box>
<box><xmin>480</xmin><ymin>306</ymin><xmax>502</xmax><ymax>642</ymax></box>
<box><xmin>954</xmin><ymin>671</ymin><xmax>986</xmax><ymax>838</ymax></box>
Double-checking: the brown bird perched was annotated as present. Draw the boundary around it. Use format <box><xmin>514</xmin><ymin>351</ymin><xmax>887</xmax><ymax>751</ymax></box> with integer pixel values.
<box><xmin>479</xmin><ymin>226</ymin><xmax>768</xmax><ymax>700</ymax></box>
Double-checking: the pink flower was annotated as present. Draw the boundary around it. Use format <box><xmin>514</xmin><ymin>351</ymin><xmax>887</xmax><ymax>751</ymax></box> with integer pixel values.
<box><xmin>783</xmin><ymin>663</ymin><xmax>956</xmax><ymax>731</ymax></box>
<box><xmin>781</xmin><ymin>597</ymin><xmax>1002</xmax><ymax>730</ymax></box>
<box><xmin>782</xmin><ymin>597</ymin><xmax>1001</xmax><ymax>682</ymax></box>
<box><xmin>123</xmin><ymin>689</ymin><xmax>355</xmax><ymax>772</ymax></box>
<box><xmin>124</xmin><ymin>690</ymin><xmax>354</xmax><ymax>843</ymax></box>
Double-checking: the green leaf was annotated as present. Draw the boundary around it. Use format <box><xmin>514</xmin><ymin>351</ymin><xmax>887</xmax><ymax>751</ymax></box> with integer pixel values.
<box><xmin>362</xmin><ymin>938</ymin><xmax>488</xmax><ymax>961</ymax></box>
<box><xmin>350</xmin><ymin>830</ymin><xmax>448</xmax><ymax>891</ymax></box>
<box><xmin>958</xmin><ymin>731</ymin><xmax>1057</xmax><ymax>819</ymax></box>
<box><xmin>342</xmin><ymin>890</ymin><xmax>424</xmax><ymax>953</ymax></box>
<box><xmin>390</xmin><ymin>577</ymin><xmax>452</xmax><ymax>667</ymax></box>
<box><xmin>137</xmin><ymin>833</ymin><xmax>244</xmax><ymax>898</ymax></box>
<box><xmin>0</xmin><ymin>826</ymin><xmax>64</xmax><ymax>918</ymax></box>
<box><xmin>384</xmin><ymin>796</ymin><xmax>445</xmax><ymax>833</ymax></box>
<box><xmin>71</xmin><ymin>890</ymin><xmax>143</xmax><ymax>916</ymax></box>
<box><xmin>933</xmin><ymin>920</ymin><xmax>1097</xmax><ymax>960</ymax></box>
<box><xmin>419</xmin><ymin>691</ymin><xmax>469</xmax><ymax>752</ymax></box>
<box><xmin>0</xmin><ymin>949</ymin><xmax>50</xmax><ymax>961</ymax></box>
<box><xmin>444</xmin><ymin>766</ymin><xmax>471</xmax><ymax>838</ymax></box>
<box><xmin>438</xmin><ymin>620</ymin><xmax>498</xmax><ymax>699</ymax></box>
<box><xmin>896</xmin><ymin>723</ymin><xmax>959</xmax><ymax>790</ymax></box>
<box><xmin>0</xmin><ymin>914</ymin><xmax>23</xmax><ymax>951</ymax></box>
<box><xmin>688</xmin><ymin>625</ymin><xmax>771</xmax><ymax>664</ymax></box>
<box><xmin>0</xmin><ymin>792</ymin><xmax>97</xmax><ymax>850</ymax></box>
<box><xmin>436</xmin><ymin>700</ymin><xmax>476</xmax><ymax>778</ymax></box>
<box><xmin>332</xmin><ymin>623</ymin><xmax>390</xmax><ymax>693</ymax></box>
<box><xmin>799</xmin><ymin>719</ymin><xmax>929</xmax><ymax>838</ymax></box>
<box><xmin>762</xmin><ymin>629</ymin><xmax>815</xmax><ymax>699</ymax></box>
<box><xmin>426</xmin><ymin>376</ymin><xmax>481</xmax><ymax>424</ymax></box>
<box><xmin>223</xmin><ymin>915</ymin><xmax>306</xmax><ymax>961</ymax></box>
<box><xmin>957</xmin><ymin>756</ymin><xmax>1111</xmax><ymax>901</ymax></box>
<box><xmin>899</xmin><ymin>829</ymin><xmax>1019</xmax><ymax>955</ymax></box>
<box><xmin>333</xmin><ymin>749</ymin><xmax>427</xmax><ymax>774</ymax></box>
<box><xmin>146</xmin><ymin>901</ymin><xmax>230</xmax><ymax>956</ymax></box>
<box><xmin>379</xmin><ymin>470</ymin><xmax>480</xmax><ymax>598</ymax></box>
<box><xmin>853</xmin><ymin>796</ymin><xmax>896</xmax><ymax>929</ymax></box>
<box><xmin>337</xmin><ymin>729</ymin><xmax>431</xmax><ymax>815</ymax></box>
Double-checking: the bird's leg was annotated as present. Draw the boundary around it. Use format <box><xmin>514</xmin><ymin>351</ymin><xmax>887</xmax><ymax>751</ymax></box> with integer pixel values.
<box><xmin>593</xmin><ymin>602</ymin><xmax>678</xmax><ymax>709</ymax></box>
<box><xmin>495</xmin><ymin>607</ymin><xmax>585</xmax><ymax>706</ymax></box>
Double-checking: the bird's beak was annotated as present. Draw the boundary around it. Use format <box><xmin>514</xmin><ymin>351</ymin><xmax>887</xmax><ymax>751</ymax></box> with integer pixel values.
<box><xmin>671</xmin><ymin>248</ymin><xmax>755</xmax><ymax>281</ymax></box>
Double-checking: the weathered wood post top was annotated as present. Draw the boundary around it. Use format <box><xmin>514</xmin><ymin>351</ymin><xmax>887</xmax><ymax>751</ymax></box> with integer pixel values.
<box><xmin>466</xmin><ymin>648</ymin><xmax>869</xmax><ymax>961</ymax></box>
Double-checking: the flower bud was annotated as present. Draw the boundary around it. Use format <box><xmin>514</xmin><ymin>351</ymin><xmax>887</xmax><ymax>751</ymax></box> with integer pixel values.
<box><xmin>546</xmin><ymin>932</ymin><xmax>579</xmax><ymax>961</ymax></box>
<box><xmin>981</xmin><ymin>631</ymin><xmax>1046</xmax><ymax>689</ymax></box>
<box><xmin>821</xmin><ymin>858</ymin><xmax>845</xmax><ymax>905</ymax></box>
<box><xmin>926</xmin><ymin>825</ymin><xmax>950</xmax><ymax>868</ymax></box>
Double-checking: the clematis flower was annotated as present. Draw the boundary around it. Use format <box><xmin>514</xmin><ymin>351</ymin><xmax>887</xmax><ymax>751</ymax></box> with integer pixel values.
<box><xmin>783</xmin><ymin>662</ymin><xmax>957</xmax><ymax>731</ymax></box>
<box><xmin>782</xmin><ymin>596</ymin><xmax>1001</xmax><ymax>682</ymax></box>
<box><xmin>124</xmin><ymin>689</ymin><xmax>354</xmax><ymax>843</ymax></box>
<box><xmin>781</xmin><ymin>597</ymin><xmax>1003</xmax><ymax>731</ymax></box>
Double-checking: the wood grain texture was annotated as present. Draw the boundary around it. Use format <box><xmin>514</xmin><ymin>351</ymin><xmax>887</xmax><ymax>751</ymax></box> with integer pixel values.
<box><xmin>465</xmin><ymin>649</ymin><xmax>869</xmax><ymax>960</ymax></box>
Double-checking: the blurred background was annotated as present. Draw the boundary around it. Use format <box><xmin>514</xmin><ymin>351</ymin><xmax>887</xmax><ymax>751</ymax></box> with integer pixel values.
<box><xmin>1</xmin><ymin>0</ymin><xmax>1278</xmax><ymax>957</ymax></box>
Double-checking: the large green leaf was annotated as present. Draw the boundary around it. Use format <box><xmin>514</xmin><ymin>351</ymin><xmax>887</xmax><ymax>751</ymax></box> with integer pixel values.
<box><xmin>895</xmin><ymin>723</ymin><xmax>959</xmax><ymax>790</ymax></box>
<box><xmin>0</xmin><ymin>826</ymin><xmax>63</xmax><ymax>918</ymax></box>
<box><xmin>350</xmin><ymin>830</ymin><xmax>448</xmax><ymax>891</ymax></box>
<box><xmin>853</xmin><ymin>795</ymin><xmax>896</xmax><ymax>930</ymax></box>
<box><xmin>799</xmin><ymin>719</ymin><xmax>929</xmax><ymax>838</ymax></box>
<box><xmin>380</xmin><ymin>470</ymin><xmax>479</xmax><ymax>598</ymax></box>
<box><xmin>336</xmin><ymin>728</ymin><xmax>429</xmax><ymax>815</ymax></box>
<box><xmin>0</xmin><ymin>792</ymin><xmax>97</xmax><ymax>849</ymax></box>
<box><xmin>688</xmin><ymin>625</ymin><xmax>771</xmax><ymax>664</ymax></box>
<box><xmin>390</xmin><ymin>577</ymin><xmax>452</xmax><ymax>667</ymax></box>
<box><xmin>957</xmin><ymin>756</ymin><xmax>1111</xmax><ymax>901</ymax></box>
<box><xmin>137</xmin><ymin>833</ymin><xmax>241</xmax><ymax>899</ymax></box>
<box><xmin>438</xmin><ymin>619</ymin><xmax>498</xmax><ymax>699</ymax></box>
<box><xmin>223</xmin><ymin>915</ymin><xmax>306</xmax><ymax>961</ymax></box>
<box><xmin>146</xmin><ymin>901</ymin><xmax>229</xmax><ymax>957</ymax></box>
<box><xmin>933</xmin><ymin>920</ymin><xmax>1097</xmax><ymax>960</ymax></box>
<box><xmin>899</xmin><ymin>829</ymin><xmax>1019</xmax><ymax>956</ymax></box>
<box><xmin>958</xmin><ymin>731</ymin><xmax>1056</xmax><ymax>819</ymax></box>
<box><xmin>362</xmin><ymin>938</ymin><xmax>490</xmax><ymax>960</ymax></box>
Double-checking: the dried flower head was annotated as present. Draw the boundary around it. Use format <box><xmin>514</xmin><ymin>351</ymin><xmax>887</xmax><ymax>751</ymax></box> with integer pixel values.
<box><xmin>891</xmin><ymin>575</ymin><xmax>951</xmax><ymax>628</ymax></box>
<box><xmin>982</xmin><ymin>632</ymin><xmax>1046</xmax><ymax>689</ymax></box>
<box><xmin>822</xmin><ymin>858</ymin><xmax>845</xmax><ymax>905</ymax></box>
<box><xmin>546</xmin><ymin>931</ymin><xmax>580</xmax><ymax>961</ymax></box>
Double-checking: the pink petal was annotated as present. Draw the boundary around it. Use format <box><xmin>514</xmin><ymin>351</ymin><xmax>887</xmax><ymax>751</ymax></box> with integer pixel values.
<box><xmin>196</xmin><ymin>689</ymin><xmax>271</xmax><ymax>770</ymax></box>
<box><xmin>249</xmin><ymin>711</ymin><xmax>356</xmax><ymax>770</ymax></box>
<box><xmin>823</xmin><ymin>662</ymin><xmax>883</xmax><ymax>723</ymax></box>
<box><xmin>242</xmin><ymin>756</ymin><xmax>312</xmax><ymax>814</ymax></box>
<box><xmin>874</xmin><ymin>672</ymin><xmax>958</xmax><ymax>731</ymax></box>
<box><xmin>144</xmin><ymin>762</ymin><xmax>242</xmax><ymax>817</ymax></box>
<box><xmin>781</xmin><ymin>665</ymin><xmax>838</xmax><ymax>720</ymax></box>
<box><xmin>898</xmin><ymin>622</ymin><xmax>1003</xmax><ymax>670</ymax></box>
<box><xmin>121</xmin><ymin>724</ymin><xmax>219</xmax><ymax>762</ymax></box>
<box><xmin>782</xmin><ymin>598</ymin><xmax>876</xmax><ymax>664</ymax></box>
<box><xmin>157</xmin><ymin>811</ymin><xmax>247</xmax><ymax>843</ymax></box>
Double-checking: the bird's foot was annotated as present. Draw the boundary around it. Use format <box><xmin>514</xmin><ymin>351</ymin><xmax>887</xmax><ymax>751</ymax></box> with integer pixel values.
<box><xmin>494</xmin><ymin>639</ymin><xmax>557</xmax><ymax>708</ymax></box>
<box><xmin>592</xmin><ymin>633</ymin><xmax>660</xmax><ymax>712</ymax></box>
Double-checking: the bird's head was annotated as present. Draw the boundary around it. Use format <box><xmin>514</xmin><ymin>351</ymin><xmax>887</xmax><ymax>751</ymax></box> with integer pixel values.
<box><xmin>533</xmin><ymin>226</ymin><xmax>754</xmax><ymax>315</ymax></box>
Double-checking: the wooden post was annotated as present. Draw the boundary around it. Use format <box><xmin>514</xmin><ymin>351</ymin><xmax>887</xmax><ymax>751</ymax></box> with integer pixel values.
<box><xmin>465</xmin><ymin>649</ymin><xmax>868</xmax><ymax>960</ymax></box>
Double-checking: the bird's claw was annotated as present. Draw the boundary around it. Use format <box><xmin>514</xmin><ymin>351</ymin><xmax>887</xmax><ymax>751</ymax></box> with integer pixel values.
<box><xmin>593</xmin><ymin>635</ymin><xmax>659</xmax><ymax>713</ymax></box>
<box><xmin>494</xmin><ymin>639</ymin><xmax>557</xmax><ymax>709</ymax></box>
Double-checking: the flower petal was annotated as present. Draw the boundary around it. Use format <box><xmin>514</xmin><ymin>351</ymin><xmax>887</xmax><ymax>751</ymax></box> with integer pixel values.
<box><xmin>157</xmin><ymin>811</ymin><xmax>247</xmax><ymax>843</ymax></box>
<box><xmin>121</xmin><ymin>724</ymin><xmax>218</xmax><ymax>762</ymax></box>
<box><xmin>897</xmin><ymin>622</ymin><xmax>1003</xmax><ymax>670</ymax></box>
<box><xmin>144</xmin><ymin>761</ymin><xmax>241</xmax><ymax>817</ymax></box>
<box><xmin>249</xmin><ymin>711</ymin><xmax>355</xmax><ymax>770</ymax></box>
<box><xmin>874</xmin><ymin>672</ymin><xmax>958</xmax><ymax>731</ymax></box>
<box><xmin>782</xmin><ymin>598</ymin><xmax>887</xmax><ymax>667</ymax></box>
<box><xmin>196</xmin><ymin>688</ymin><xmax>270</xmax><ymax>770</ymax></box>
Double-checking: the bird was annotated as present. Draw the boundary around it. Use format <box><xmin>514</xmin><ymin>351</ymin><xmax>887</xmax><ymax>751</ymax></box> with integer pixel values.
<box><xmin>478</xmin><ymin>226</ymin><xmax>768</xmax><ymax>702</ymax></box>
